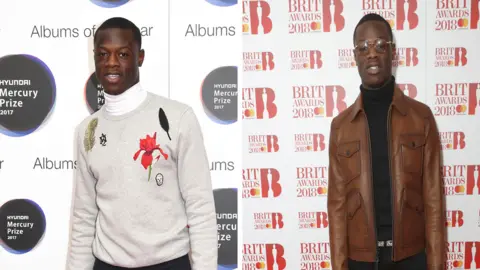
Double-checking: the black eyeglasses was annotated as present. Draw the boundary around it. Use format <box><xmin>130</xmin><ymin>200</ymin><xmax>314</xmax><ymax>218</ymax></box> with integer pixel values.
<box><xmin>354</xmin><ymin>39</ymin><xmax>394</xmax><ymax>55</ymax></box>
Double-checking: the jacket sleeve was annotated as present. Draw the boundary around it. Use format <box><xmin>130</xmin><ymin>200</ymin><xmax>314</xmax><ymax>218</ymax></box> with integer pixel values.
<box><xmin>422</xmin><ymin>109</ymin><xmax>446</xmax><ymax>270</ymax></box>
<box><xmin>327</xmin><ymin>120</ymin><xmax>349</xmax><ymax>270</ymax></box>
<box><xmin>176</xmin><ymin>107</ymin><xmax>218</xmax><ymax>270</ymax></box>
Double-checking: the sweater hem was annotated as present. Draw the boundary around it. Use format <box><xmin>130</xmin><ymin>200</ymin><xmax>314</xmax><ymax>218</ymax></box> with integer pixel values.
<box><xmin>93</xmin><ymin>246</ymin><xmax>191</xmax><ymax>268</ymax></box>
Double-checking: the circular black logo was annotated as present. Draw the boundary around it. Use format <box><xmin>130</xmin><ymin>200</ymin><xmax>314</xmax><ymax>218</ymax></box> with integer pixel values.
<box><xmin>0</xmin><ymin>54</ymin><xmax>56</xmax><ymax>137</ymax></box>
<box><xmin>90</xmin><ymin>0</ymin><xmax>130</xmax><ymax>8</ymax></box>
<box><xmin>200</xmin><ymin>66</ymin><xmax>238</xmax><ymax>125</ymax></box>
<box><xmin>0</xmin><ymin>199</ymin><xmax>46</xmax><ymax>254</ymax></box>
<box><xmin>214</xmin><ymin>188</ymin><xmax>237</xmax><ymax>268</ymax></box>
<box><xmin>84</xmin><ymin>72</ymin><xmax>104</xmax><ymax>114</ymax></box>
<box><xmin>205</xmin><ymin>0</ymin><xmax>237</xmax><ymax>6</ymax></box>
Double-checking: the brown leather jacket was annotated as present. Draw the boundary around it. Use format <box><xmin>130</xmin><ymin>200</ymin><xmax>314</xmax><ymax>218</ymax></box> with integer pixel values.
<box><xmin>327</xmin><ymin>87</ymin><xmax>445</xmax><ymax>270</ymax></box>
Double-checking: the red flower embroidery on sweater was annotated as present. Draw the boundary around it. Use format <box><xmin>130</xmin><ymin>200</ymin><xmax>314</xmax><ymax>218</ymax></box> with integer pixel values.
<box><xmin>133</xmin><ymin>132</ymin><xmax>168</xmax><ymax>181</ymax></box>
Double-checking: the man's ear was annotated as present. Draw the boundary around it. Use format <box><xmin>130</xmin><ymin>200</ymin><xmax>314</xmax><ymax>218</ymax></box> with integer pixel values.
<box><xmin>138</xmin><ymin>49</ymin><xmax>145</xmax><ymax>67</ymax></box>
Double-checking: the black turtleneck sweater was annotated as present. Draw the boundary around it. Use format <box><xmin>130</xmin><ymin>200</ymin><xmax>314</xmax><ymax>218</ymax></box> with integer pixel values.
<box><xmin>360</xmin><ymin>77</ymin><xmax>395</xmax><ymax>241</ymax></box>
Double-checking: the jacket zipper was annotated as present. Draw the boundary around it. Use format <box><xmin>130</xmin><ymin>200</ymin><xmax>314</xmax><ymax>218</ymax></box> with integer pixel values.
<box><xmin>363</xmin><ymin>113</ymin><xmax>379</xmax><ymax>268</ymax></box>
<box><xmin>387</xmin><ymin>106</ymin><xmax>395</xmax><ymax>261</ymax></box>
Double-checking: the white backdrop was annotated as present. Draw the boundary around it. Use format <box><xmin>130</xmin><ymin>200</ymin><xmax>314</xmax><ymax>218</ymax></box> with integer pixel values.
<box><xmin>242</xmin><ymin>0</ymin><xmax>480</xmax><ymax>269</ymax></box>
<box><xmin>0</xmin><ymin>0</ymin><xmax>240</xmax><ymax>269</ymax></box>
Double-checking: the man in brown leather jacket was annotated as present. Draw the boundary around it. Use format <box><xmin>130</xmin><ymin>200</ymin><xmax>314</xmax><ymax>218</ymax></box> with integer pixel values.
<box><xmin>327</xmin><ymin>14</ymin><xmax>445</xmax><ymax>270</ymax></box>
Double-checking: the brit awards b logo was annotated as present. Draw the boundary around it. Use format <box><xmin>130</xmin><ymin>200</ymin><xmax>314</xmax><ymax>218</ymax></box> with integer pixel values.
<box><xmin>243</xmin><ymin>0</ymin><xmax>273</xmax><ymax>35</ymax></box>
<box><xmin>242</xmin><ymin>87</ymin><xmax>278</xmax><ymax>120</ymax></box>
<box><xmin>242</xmin><ymin>168</ymin><xmax>282</xmax><ymax>198</ymax></box>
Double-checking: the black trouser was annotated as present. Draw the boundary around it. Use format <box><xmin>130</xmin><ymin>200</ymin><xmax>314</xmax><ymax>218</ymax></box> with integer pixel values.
<box><xmin>93</xmin><ymin>254</ymin><xmax>191</xmax><ymax>270</ymax></box>
<box><xmin>348</xmin><ymin>245</ymin><xmax>427</xmax><ymax>270</ymax></box>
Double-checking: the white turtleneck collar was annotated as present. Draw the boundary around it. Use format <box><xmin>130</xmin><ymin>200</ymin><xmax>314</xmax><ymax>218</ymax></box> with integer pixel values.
<box><xmin>103</xmin><ymin>82</ymin><xmax>147</xmax><ymax>116</ymax></box>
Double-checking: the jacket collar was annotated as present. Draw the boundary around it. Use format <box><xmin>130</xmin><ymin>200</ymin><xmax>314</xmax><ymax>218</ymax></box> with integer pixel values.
<box><xmin>349</xmin><ymin>85</ymin><xmax>408</xmax><ymax>122</ymax></box>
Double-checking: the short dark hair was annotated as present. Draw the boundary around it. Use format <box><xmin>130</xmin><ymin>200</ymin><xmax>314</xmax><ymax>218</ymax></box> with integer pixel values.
<box><xmin>94</xmin><ymin>17</ymin><xmax>142</xmax><ymax>49</ymax></box>
<box><xmin>353</xmin><ymin>13</ymin><xmax>393</xmax><ymax>45</ymax></box>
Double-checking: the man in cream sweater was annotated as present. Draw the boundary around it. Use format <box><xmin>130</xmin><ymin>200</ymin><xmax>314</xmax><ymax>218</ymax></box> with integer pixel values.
<box><xmin>66</xmin><ymin>17</ymin><xmax>218</xmax><ymax>270</ymax></box>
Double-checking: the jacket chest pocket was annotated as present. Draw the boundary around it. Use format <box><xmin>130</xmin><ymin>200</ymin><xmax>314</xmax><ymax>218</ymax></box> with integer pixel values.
<box><xmin>336</xmin><ymin>141</ymin><xmax>361</xmax><ymax>184</ymax></box>
<box><xmin>347</xmin><ymin>192</ymin><xmax>370</xmax><ymax>250</ymax></box>
<box><xmin>400</xmin><ymin>134</ymin><xmax>426</xmax><ymax>174</ymax></box>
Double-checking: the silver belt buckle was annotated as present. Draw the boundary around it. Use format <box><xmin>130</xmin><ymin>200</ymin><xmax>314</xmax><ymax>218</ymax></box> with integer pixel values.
<box><xmin>377</xmin><ymin>240</ymin><xmax>393</xmax><ymax>247</ymax></box>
